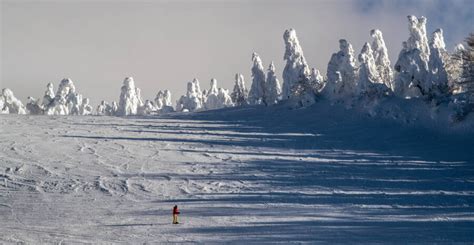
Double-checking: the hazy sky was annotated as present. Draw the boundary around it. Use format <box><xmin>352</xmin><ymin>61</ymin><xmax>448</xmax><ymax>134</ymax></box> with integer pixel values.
<box><xmin>1</xmin><ymin>0</ymin><xmax>473</xmax><ymax>105</ymax></box>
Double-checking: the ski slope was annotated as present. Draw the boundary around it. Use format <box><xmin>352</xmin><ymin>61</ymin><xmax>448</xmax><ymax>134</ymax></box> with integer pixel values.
<box><xmin>0</xmin><ymin>102</ymin><xmax>473</xmax><ymax>243</ymax></box>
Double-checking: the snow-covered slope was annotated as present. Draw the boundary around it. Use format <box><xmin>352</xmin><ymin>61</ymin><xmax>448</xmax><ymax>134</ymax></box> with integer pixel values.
<box><xmin>0</xmin><ymin>103</ymin><xmax>473</xmax><ymax>243</ymax></box>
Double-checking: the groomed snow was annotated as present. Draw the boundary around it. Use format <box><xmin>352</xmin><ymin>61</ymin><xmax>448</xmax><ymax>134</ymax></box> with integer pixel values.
<box><xmin>0</xmin><ymin>102</ymin><xmax>473</xmax><ymax>243</ymax></box>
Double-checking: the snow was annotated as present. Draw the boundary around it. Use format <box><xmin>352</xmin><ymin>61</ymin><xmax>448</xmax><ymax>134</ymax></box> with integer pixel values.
<box><xmin>282</xmin><ymin>29</ymin><xmax>311</xmax><ymax>100</ymax></box>
<box><xmin>0</xmin><ymin>101</ymin><xmax>473</xmax><ymax>243</ymax></box>
<box><xmin>248</xmin><ymin>52</ymin><xmax>266</xmax><ymax>105</ymax></box>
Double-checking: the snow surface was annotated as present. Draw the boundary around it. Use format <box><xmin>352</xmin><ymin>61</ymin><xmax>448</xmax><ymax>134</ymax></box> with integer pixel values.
<box><xmin>1</xmin><ymin>102</ymin><xmax>473</xmax><ymax>243</ymax></box>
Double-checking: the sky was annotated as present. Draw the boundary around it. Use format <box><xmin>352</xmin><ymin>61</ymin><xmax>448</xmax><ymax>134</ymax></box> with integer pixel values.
<box><xmin>1</xmin><ymin>0</ymin><xmax>473</xmax><ymax>106</ymax></box>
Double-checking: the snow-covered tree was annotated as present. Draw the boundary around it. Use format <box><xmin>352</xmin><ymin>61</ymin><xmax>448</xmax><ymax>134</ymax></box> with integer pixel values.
<box><xmin>428</xmin><ymin>28</ymin><xmax>450</xmax><ymax>98</ymax></box>
<box><xmin>249</xmin><ymin>52</ymin><xmax>266</xmax><ymax>105</ymax></box>
<box><xmin>358</xmin><ymin>42</ymin><xmax>390</xmax><ymax>98</ymax></box>
<box><xmin>117</xmin><ymin>77</ymin><xmax>143</xmax><ymax>116</ymax></box>
<box><xmin>448</xmin><ymin>44</ymin><xmax>466</xmax><ymax>94</ymax></box>
<box><xmin>176</xmin><ymin>79</ymin><xmax>204</xmax><ymax>112</ymax></box>
<box><xmin>0</xmin><ymin>95</ymin><xmax>6</xmax><ymax>114</ymax></box>
<box><xmin>282</xmin><ymin>29</ymin><xmax>311</xmax><ymax>100</ymax></box>
<box><xmin>370</xmin><ymin>29</ymin><xmax>393</xmax><ymax>90</ymax></box>
<box><xmin>393</xmin><ymin>15</ymin><xmax>431</xmax><ymax>98</ymax></box>
<box><xmin>138</xmin><ymin>100</ymin><xmax>156</xmax><ymax>115</ymax></box>
<box><xmin>1</xmin><ymin>88</ymin><xmax>27</xmax><ymax>114</ymax></box>
<box><xmin>265</xmin><ymin>62</ymin><xmax>282</xmax><ymax>105</ymax></box>
<box><xmin>40</xmin><ymin>78</ymin><xmax>86</xmax><ymax>116</ymax></box>
<box><xmin>325</xmin><ymin>39</ymin><xmax>359</xmax><ymax>100</ymax></box>
<box><xmin>80</xmin><ymin>98</ymin><xmax>93</xmax><ymax>115</ymax></box>
<box><xmin>231</xmin><ymin>73</ymin><xmax>248</xmax><ymax>106</ymax></box>
<box><xmin>97</xmin><ymin>101</ymin><xmax>110</xmax><ymax>116</ymax></box>
<box><xmin>42</xmin><ymin>83</ymin><xmax>55</xmax><ymax>109</ymax></box>
<box><xmin>155</xmin><ymin>90</ymin><xmax>174</xmax><ymax>113</ymax></box>
<box><xmin>26</xmin><ymin>97</ymin><xmax>43</xmax><ymax>115</ymax></box>
<box><xmin>218</xmin><ymin>88</ymin><xmax>233</xmax><ymax>108</ymax></box>
<box><xmin>204</xmin><ymin>79</ymin><xmax>232</xmax><ymax>110</ymax></box>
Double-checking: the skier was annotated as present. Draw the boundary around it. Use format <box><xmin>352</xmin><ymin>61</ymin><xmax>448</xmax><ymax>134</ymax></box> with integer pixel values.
<box><xmin>172</xmin><ymin>205</ymin><xmax>180</xmax><ymax>224</ymax></box>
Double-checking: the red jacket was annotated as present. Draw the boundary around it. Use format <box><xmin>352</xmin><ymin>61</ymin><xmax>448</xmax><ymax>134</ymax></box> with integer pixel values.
<box><xmin>173</xmin><ymin>207</ymin><xmax>180</xmax><ymax>215</ymax></box>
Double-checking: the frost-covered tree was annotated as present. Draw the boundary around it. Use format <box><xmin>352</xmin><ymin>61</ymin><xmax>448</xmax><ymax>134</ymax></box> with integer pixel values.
<box><xmin>370</xmin><ymin>29</ymin><xmax>393</xmax><ymax>90</ymax></box>
<box><xmin>138</xmin><ymin>100</ymin><xmax>156</xmax><ymax>115</ymax></box>
<box><xmin>117</xmin><ymin>77</ymin><xmax>143</xmax><ymax>116</ymax></box>
<box><xmin>26</xmin><ymin>97</ymin><xmax>43</xmax><ymax>115</ymax></box>
<box><xmin>155</xmin><ymin>90</ymin><xmax>174</xmax><ymax>113</ymax></box>
<box><xmin>249</xmin><ymin>52</ymin><xmax>266</xmax><ymax>105</ymax></box>
<box><xmin>80</xmin><ymin>98</ymin><xmax>93</xmax><ymax>115</ymax></box>
<box><xmin>200</xmin><ymin>79</ymin><xmax>233</xmax><ymax>110</ymax></box>
<box><xmin>451</xmin><ymin>33</ymin><xmax>474</xmax><ymax>98</ymax></box>
<box><xmin>289</xmin><ymin>67</ymin><xmax>324</xmax><ymax>108</ymax></box>
<box><xmin>325</xmin><ymin>39</ymin><xmax>359</xmax><ymax>100</ymax></box>
<box><xmin>282</xmin><ymin>29</ymin><xmax>311</xmax><ymax>100</ymax></box>
<box><xmin>41</xmin><ymin>78</ymin><xmax>86</xmax><ymax>116</ymax></box>
<box><xmin>1</xmin><ymin>88</ymin><xmax>27</xmax><ymax>114</ymax></box>
<box><xmin>265</xmin><ymin>62</ymin><xmax>282</xmax><ymax>105</ymax></box>
<box><xmin>218</xmin><ymin>88</ymin><xmax>233</xmax><ymax>108</ymax></box>
<box><xmin>447</xmin><ymin>44</ymin><xmax>466</xmax><ymax>94</ymax></box>
<box><xmin>42</xmin><ymin>83</ymin><xmax>55</xmax><ymax>109</ymax></box>
<box><xmin>0</xmin><ymin>95</ymin><xmax>6</xmax><ymax>114</ymax></box>
<box><xmin>231</xmin><ymin>73</ymin><xmax>248</xmax><ymax>106</ymax></box>
<box><xmin>358</xmin><ymin>42</ymin><xmax>390</xmax><ymax>98</ymax></box>
<box><xmin>428</xmin><ymin>28</ymin><xmax>450</xmax><ymax>98</ymax></box>
<box><xmin>393</xmin><ymin>15</ymin><xmax>431</xmax><ymax>98</ymax></box>
<box><xmin>176</xmin><ymin>79</ymin><xmax>204</xmax><ymax>112</ymax></box>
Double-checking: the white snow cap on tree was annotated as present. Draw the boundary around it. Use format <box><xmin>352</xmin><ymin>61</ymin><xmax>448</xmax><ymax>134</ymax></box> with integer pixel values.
<box><xmin>176</xmin><ymin>78</ymin><xmax>204</xmax><ymax>112</ymax></box>
<box><xmin>393</xmin><ymin>15</ymin><xmax>431</xmax><ymax>98</ymax></box>
<box><xmin>1</xmin><ymin>88</ymin><xmax>27</xmax><ymax>114</ymax></box>
<box><xmin>249</xmin><ymin>52</ymin><xmax>266</xmax><ymax>105</ymax></box>
<box><xmin>325</xmin><ymin>39</ymin><xmax>359</xmax><ymax>99</ymax></box>
<box><xmin>231</xmin><ymin>73</ymin><xmax>249</xmax><ymax>106</ymax></box>
<box><xmin>282</xmin><ymin>28</ymin><xmax>311</xmax><ymax>99</ymax></box>
<box><xmin>265</xmin><ymin>62</ymin><xmax>282</xmax><ymax>105</ymax></box>
<box><xmin>117</xmin><ymin>77</ymin><xmax>143</xmax><ymax>116</ymax></box>
<box><xmin>370</xmin><ymin>29</ymin><xmax>394</xmax><ymax>90</ymax></box>
<box><xmin>428</xmin><ymin>28</ymin><xmax>450</xmax><ymax>97</ymax></box>
<box><xmin>204</xmin><ymin>79</ymin><xmax>233</xmax><ymax>110</ymax></box>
